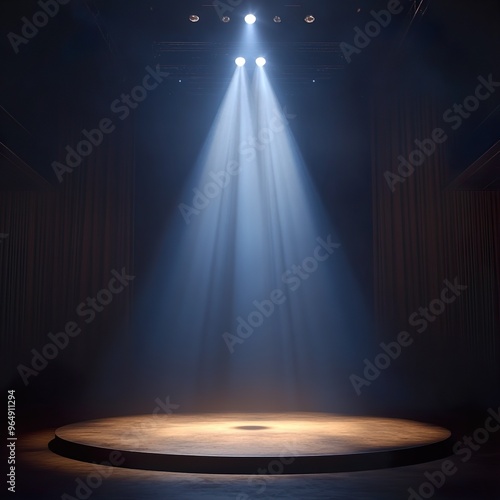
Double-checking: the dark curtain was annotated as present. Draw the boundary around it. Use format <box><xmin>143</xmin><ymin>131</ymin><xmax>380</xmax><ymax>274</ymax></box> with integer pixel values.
<box><xmin>371</xmin><ymin>82</ymin><xmax>499</xmax><ymax>408</ymax></box>
<box><xmin>0</xmin><ymin>110</ymin><xmax>134</xmax><ymax>412</ymax></box>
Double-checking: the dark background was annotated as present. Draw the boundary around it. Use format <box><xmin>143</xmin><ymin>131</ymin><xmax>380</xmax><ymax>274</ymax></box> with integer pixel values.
<box><xmin>0</xmin><ymin>0</ymin><xmax>498</xmax><ymax>437</ymax></box>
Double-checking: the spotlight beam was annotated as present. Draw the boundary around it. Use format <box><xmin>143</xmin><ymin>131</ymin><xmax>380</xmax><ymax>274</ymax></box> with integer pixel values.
<box><xmin>128</xmin><ymin>59</ymin><xmax>371</xmax><ymax>413</ymax></box>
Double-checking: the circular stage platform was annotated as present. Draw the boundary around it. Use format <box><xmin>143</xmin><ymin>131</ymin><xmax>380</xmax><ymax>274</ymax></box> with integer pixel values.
<box><xmin>49</xmin><ymin>413</ymin><xmax>453</xmax><ymax>474</ymax></box>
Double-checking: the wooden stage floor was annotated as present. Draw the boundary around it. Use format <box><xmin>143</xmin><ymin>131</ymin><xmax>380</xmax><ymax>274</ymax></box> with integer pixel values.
<box><xmin>49</xmin><ymin>413</ymin><xmax>453</xmax><ymax>474</ymax></box>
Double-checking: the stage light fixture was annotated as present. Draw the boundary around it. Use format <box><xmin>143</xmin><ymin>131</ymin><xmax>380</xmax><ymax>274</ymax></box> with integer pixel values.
<box><xmin>189</xmin><ymin>15</ymin><xmax>200</xmax><ymax>23</ymax></box>
<box><xmin>304</xmin><ymin>15</ymin><xmax>315</xmax><ymax>23</ymax></box>
<box><xmin>255</xmin><ymin>57</ymin><xmax>266</xmax><ymax>67</ymax></box>
<box><xmin>245</xmin><ymin>14</ymin><xmax>256</xmax><ymax>25</ymax></box>
<box><xmin>222</xmin><ymin>16</ymin><xmax>230</xmax><ymax>23</ymax></box>
<box><xmin>235</xmin><ymin>57</ymin><xmax>246</xmax><ymax>67</ymax></box>
<box><xmin>273</xmin><ymin>16</ymin><xmax>282</xmax><ymax>23</ymax></box>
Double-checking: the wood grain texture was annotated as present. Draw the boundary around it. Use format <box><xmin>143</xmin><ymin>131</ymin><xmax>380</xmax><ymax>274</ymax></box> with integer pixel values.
<box><xmin>55</xmin><ymin>413</ymin><xmax>451</xmax><ymax>457</ymax></box>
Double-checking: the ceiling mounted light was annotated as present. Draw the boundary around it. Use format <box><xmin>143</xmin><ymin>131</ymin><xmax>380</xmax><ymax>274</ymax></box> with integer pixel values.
<box><xmin>255</xmin><ymin>57</ymin><xmax>266</xmax><ymax>67</ymax></box>
<box><xmin>222</xmin><ymin>16</ymin><xmax>230</xmax><ymax>23</ymax></box>
<box><xmin>244</xmin><ymin>14</ymin><xmax>257</xmax><ymax>25</ymax></box>
<box><xmin>273</xmin><ymin>16</ymin><xmax>282</xmax><ymax>23</ymax></box>
<box><xmin>235</xmin><ymin>57</ymin><xmax>246</xmax><ymax>67</ymax></box>
<box><xmin>304</xmin><ymin>15</ymin><xmax>315</xmax><ymax>23</ymax></box>
<box><xmin>189</xmin><ymin>15</ymin><xmax>200</xmax><ymax>23</ymax></box>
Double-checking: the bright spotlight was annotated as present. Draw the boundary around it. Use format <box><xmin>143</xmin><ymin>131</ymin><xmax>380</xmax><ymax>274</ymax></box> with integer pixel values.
<box><xmin>245</xmin><ymin>14</ymin><xmax>256</xmax><ymax>25</ymax></box>
<box><xmin>189</xmin><ymin>15</ymin><xmax>200</xmax><ymax>23</ymax></box>
<box><xmin>235</xmin><ymin>57</ymin><xmax>246</xmax><ymax>67</ymax></box>
<box><xmin>255</xmin><ymin>57</ymin><xmax>266</xmax><ymax>67</ymax></box>
<box><xmin>304</xmin><ymin>15</ymin><xmax>315</xmax><ymax>23</ymax></box>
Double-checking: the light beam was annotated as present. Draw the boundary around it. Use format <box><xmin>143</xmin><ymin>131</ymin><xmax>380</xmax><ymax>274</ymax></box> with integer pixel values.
<box><xmin>127</xmin><ymin>63</ymin><xmax>370</xmax><ymax>413</ymax></box>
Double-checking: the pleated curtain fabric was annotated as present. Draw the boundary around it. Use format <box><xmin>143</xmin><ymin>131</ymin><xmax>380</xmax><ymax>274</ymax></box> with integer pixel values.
<box><xmin>371</xmin><ymin>83</ymin><xmax>499</xmax><ymax>401</ymax></box>
<box><xmin>0</xmin><ymin>111</ymin><xmax>134</xmax><ymax>387</ymax></box>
